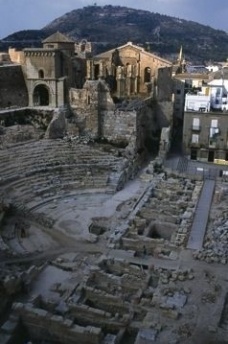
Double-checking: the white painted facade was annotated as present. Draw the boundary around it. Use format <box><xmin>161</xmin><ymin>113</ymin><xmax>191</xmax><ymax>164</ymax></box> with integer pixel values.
<box><xmin>184</xmin><ymin>94</ymin><xmax>210</xmax><ymax>112</ymax></box>
<box><xmin>205</xmin><ymin>65</ymin><xmax>221</xmax><ymax>73</ymax></box>
<box><xmin>185</xmin><ymin>78</ymin><xmax>228</xmax><ymax>112</ymax></box>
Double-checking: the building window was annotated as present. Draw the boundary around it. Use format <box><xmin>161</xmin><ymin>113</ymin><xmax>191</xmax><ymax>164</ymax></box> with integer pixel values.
<box><xmin>191</xmin><ymin>134</ymin><xmax>199</xmax><ymax>143</ymax></box>
<box><xmin>38</xmin><ymin>69</ymin><xmax>44</xmax><ymax>79</ymax></box>
<box><xmin>210</xmin><ymin>128</ymin><xmax>219</xmax><ymax>138</ymax></box>
<box><xmin>176</xmin><ymin>89</ymin><xmax>181</xmax><ymax>94</ymax></box>
<box><xmin>216</xmin><ymin>88</ymin><xmax>221</xmax><ymax>96</ymax></box>
<box><xmin>211</xmin><ymin>119</ymin><xmax>218</xmax><ymax>128</ymax></box>
<box><xmin>81</xmin><ymin>43</ymin><xmax>86</xmax><ymax>52</ymax></box>
<box><xmin>210</xmin><ymin>119</ymin><xmax>219</xmax><ymax>138</ymax></box>
<box><xmin>192</xmin><ymin>118</ymin><xmax>200</xmax><ymax>130</ymax></box>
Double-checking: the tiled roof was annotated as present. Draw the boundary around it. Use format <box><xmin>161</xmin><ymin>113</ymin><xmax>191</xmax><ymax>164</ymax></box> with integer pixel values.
<box><xmin>42</xmin><ymin>31</ymin><xmax>74</xmax><ymax>44</ymax></box>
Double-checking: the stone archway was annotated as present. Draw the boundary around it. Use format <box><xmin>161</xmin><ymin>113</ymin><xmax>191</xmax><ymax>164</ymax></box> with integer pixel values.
<box><xmin>33</xmin><ymin>84</ymin><xmax>50</xmax><ymax>106</ymax></box>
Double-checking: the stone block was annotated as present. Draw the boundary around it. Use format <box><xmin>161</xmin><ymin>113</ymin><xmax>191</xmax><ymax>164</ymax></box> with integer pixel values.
<box><xmin>135</xmin><ymin>328</ymin><xmax>158</xmax><ymax>344</ymax></box>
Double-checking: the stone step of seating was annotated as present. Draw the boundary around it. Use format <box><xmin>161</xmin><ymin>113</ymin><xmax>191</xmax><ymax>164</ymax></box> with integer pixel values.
<box><xmin>1</xmin><ymin>163</ymin><xmax>116</xmax><ymax>185</ymax></box>
<box><xmin>5</xmin><ymin>178</ymin><xmax>111</xmax><ymax>206</ymax></box>
<box><xmin>4</xmin><ymin>169</ymin><xmax>110</xmax><ymax>190</ymax></box>
<box><xmin>0</xmin><ymin>154</ymin><xmax>120</xmax><ymax>175</ymax></box>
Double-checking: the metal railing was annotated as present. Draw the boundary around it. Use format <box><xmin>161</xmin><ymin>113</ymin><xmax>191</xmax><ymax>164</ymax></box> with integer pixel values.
<box><xmin>164</xmin><ymin>156</ymin><xmax>224</xmax><ymax>181</ymax></box>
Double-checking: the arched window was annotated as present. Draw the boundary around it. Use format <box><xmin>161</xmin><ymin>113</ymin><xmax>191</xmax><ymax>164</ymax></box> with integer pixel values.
<box><xmin>81</xmin><ymin>44</ymin><xmax>86</xmax><ymax>52</ymax></box>
<box><xmin>38</xmin><ymin>69</ymin><xmax>44</xmax><ymax>79</ymax></box>
<box><xmin>144</xmin><ymin>67</ymin><xmax>151</xmax><ymax>83</ymax></box>
<box><xmin>81</xmin><ymin>39</ymin><xmax>87</xmax><ymax>52</ymax></box>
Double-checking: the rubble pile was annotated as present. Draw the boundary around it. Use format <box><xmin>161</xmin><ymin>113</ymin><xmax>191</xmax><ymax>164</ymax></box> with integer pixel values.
<box><xmin>193</xmin><ymin>185</ymin><xmax>228</xmax><ymax>264</ymax></box>
<box><xmin>193</xmin><ymin>219</ymin><xmax>228</xmax><ymax>264</ymax></box>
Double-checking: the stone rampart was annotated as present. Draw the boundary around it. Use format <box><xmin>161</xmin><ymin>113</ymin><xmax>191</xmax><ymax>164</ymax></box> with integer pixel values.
<box><xmin>0</xmin><ymin>65</ymin><xmax>28</xmax><ymax>109</ymax></box>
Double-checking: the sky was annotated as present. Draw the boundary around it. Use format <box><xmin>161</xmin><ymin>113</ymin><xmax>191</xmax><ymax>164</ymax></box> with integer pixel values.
<box><xmin>1</xmin><ymin>0</ymin><xmax>228</xmax><ymax>39</ymax></box>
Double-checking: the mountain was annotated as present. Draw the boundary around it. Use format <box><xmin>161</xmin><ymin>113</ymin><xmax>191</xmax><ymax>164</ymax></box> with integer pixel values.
<box><xmin>2</xmin><ymin>5</ymin><xmax>228</xmax><ymax>63</ymax></box>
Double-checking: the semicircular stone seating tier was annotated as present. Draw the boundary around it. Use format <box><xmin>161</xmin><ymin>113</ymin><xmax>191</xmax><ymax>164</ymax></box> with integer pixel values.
<box><xmin>0</xmin><ymin>139</ymin><xmax>127</xmax><ymax>209</ymax></box>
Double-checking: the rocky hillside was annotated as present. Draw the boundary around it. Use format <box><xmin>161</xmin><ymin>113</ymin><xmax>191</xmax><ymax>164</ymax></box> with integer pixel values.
<box><xmin>2</xmin><ymin>5</ymin><xmax>228</xmax><ymax>62</ymax></box>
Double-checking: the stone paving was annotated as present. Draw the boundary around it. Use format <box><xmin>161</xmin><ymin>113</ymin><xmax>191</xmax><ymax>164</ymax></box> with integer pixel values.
<box><xmin>187</xmin><ymin>179</ymin><xmax>215</xmax><ymax>250</ymax></box>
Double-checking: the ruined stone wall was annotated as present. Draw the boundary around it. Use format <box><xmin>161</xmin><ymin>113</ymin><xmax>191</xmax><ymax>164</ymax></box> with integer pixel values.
<box><xmin>156</xmin><ymin>101</ymin><xmax>173</xmax><ymax>128</ymax></box>
<box><xmin>70</xmin><ymin>88</ymin><xmax>87</xmax><ymax>108</ymax></box>
<box><xmin>73</xmin><ymin>58</ymin><xmax>87</xmax><ymax>89</ymax></box>
<box><xmin>70</xmin><ymin>86</ymin><xmax>139</xmax><ymax>147</ymax></box>
<box><xmin>0</xmin><ymin>108</ymin><xmax>54</xmax><ymax>145</ymax></box>
<box><xmin>0</xmin><ymin>65</ymin><xmax>28</xmax><ymax>109</ymax></box>
<box><xmin>93</xmin><ymin>44</ymin><xmax>172</xmax><ymax>96</ymax></box>
<box><xmin>70</xmin><ymin>80</ymin><xmax>115</xmax><ymax>137</ymax></box>
<box><xmin>8</xmin><ymin>48</ymin><xmax>25</xmax><ymax>64</ymax></box>
<box><xmin>137</xmin><ymin>102</ymin><xmax>161</xmax><ymax>154</ymax></box>
<box><xmin>13</xmin><ymin>303</ymin><xmax>103</xmax><ymax>344</ymax></box>
<box><xmin>155</xmin><ymin>67</ymin><xmax>174</xmax><ymax>127</ymax></box>
<box><xmin>70</xmin><ymin>87</ymin><xmax>99</xmax><ymax>136</ymax></box>
<box><xmin>102</xmin><ymin>109</ymin><xmax>137</xmax><ymax>144</ymax></box>
<box><xmin>0</xmin><ymin>53</ymin><xmax>10</xmax><ymax>63</ymax></box>
<box><xmin>157</xmin><ymin>67</ymin><xmax>173</xmax><ymax>102</ymax></box>
<box><xmin>70</xmin><ymin>84</ymin><xmax>162</xmax><ymax>154</ymax></box>
<box><xmin>139</xmin><ymin>52</ymin><xmax>171</xmax><ymax>94</ymax></box>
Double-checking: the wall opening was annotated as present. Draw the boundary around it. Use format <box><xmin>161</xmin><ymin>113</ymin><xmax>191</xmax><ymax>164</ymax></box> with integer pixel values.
<box><xmin>94</xmin><ymin>64</ymin><xmax>100</xmax><ymax>79</ymax></box>
<box><xmin>33</xmin><ymin>84</ymin><xmax>49</xmax><ymax>106</ymax></box>
<box><xmin>38</xmin><ymin>69</ymin><xmax>44</xmax><ymax>79</ymax></box>
<box><xmin>144</xmin><ymin>67</ymin><xmax>151</xmax><ymax>83</ymax></box>
<box><xmin>147</xmin><ymin>222</ymin><xmax>175</xmax><ymax>241</ymax></box>
<box><xmin>190</xmin><ymin>148</ymin><xmax>197</xmax><ymax>160</ymax></box>
<box><xmin>208</xmin><ymin>150</ymin><xmax>215</xmax><ymax>162</ymax></box>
